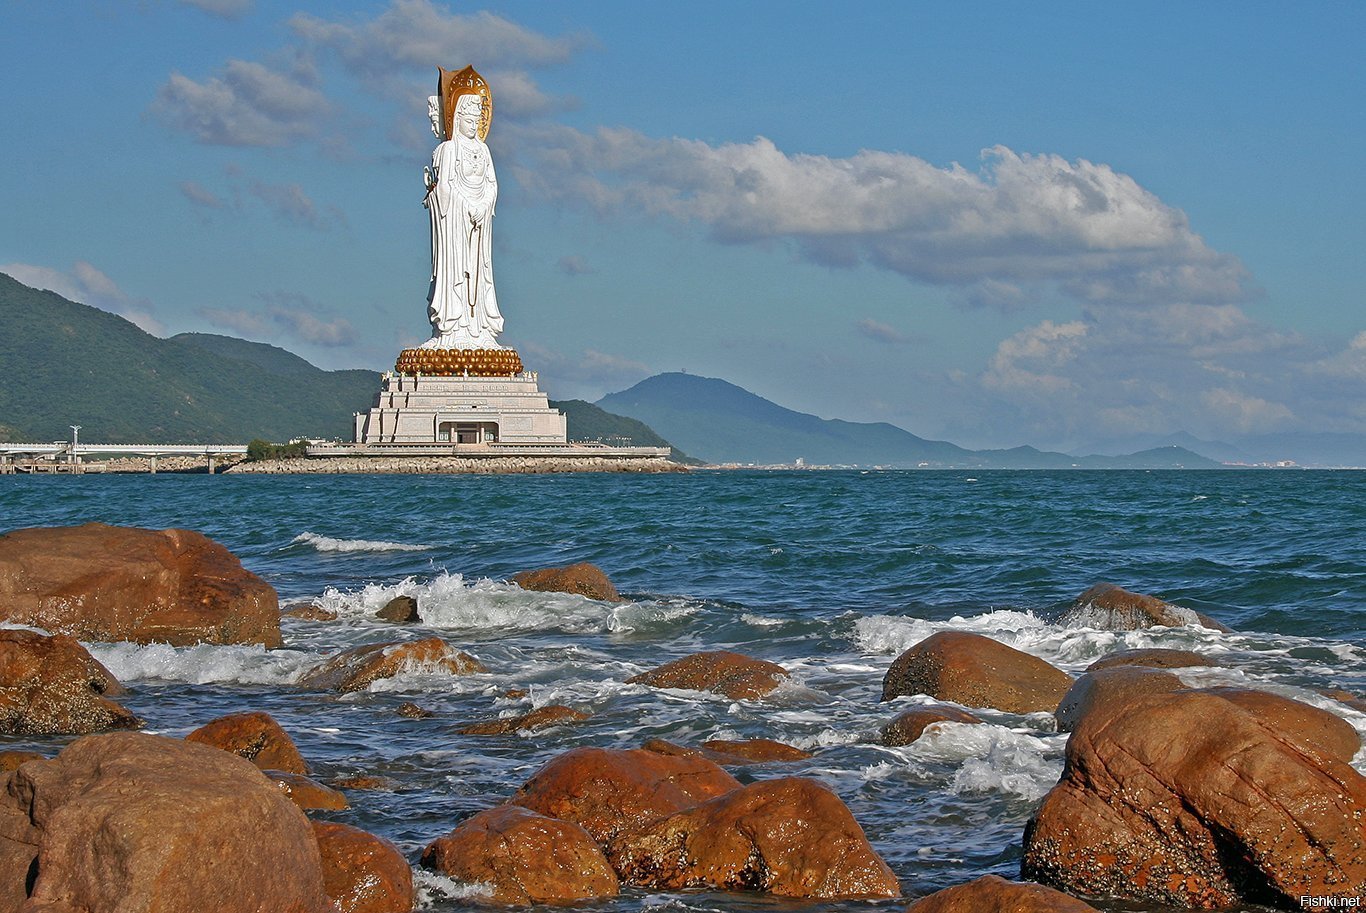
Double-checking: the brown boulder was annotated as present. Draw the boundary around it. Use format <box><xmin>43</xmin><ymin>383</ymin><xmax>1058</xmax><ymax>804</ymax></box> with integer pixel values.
<box><xmin>906</xmin><ymin>874</ymin><xmax>1099</xmax><ymax>912</ymax></box>
<box><xmin>0</xmin><ymin>732</ymin><xmax>328</xmax><ymax>913</ymax></box>
<box><xmin>0</xmin><ymin>629</ymin><xmax>140</xmax><ymax>734</ymax></box>
<box><xmin>699</xmin><ymin>738</ymin><xmax>812</xmax><ymax>763</ymax></box>
<box><xmin>628</xmin><ymin>650</ymin><xmax>790</xmax><ymax>699</ymax></box>
<box><xmin>421</xmin><ymin>805</ymin><xmax>618</xmax><ymax>904</ymax></box>
<box><xmin>1321</xmin><ymin>688</ymin><xmax>1366</xmax><ymax>714</ymax></box>
<box><xmin>1054</xmin><ymin>666</ymin><xmax>1185</xmax><ymax>733</ymax></box>
<box><xmin>0</xmin><ymin>523</ymin><xmax>282</xmax><ymax>646</ymax></box>
<box><xmin>1061</xmin><ymin>583</ymin><xmax>1230</xmax><ymax>632</ymax></box>
<box><xmin>1203</xmin><ymin>686</ymin><xmax>1361</xmax><ymax>764</ymax></box>
<box><xmin>313</xmin><ymin>821</ymin><xmax>414</xmax><ymax>913</ymax></box>
<box><xmin>881</xmin><ymin>631</ymin><xmax>1072</xmax><ymax>713</ymax></box>
<box><xmin>395</xmin><ymin>701</ymin><xmax>432</xmax><ymax>719</ymax></box>
<box><xmin>457</xmin><ymin>705</ymin><xmax>589</xmax><ymax>735</ymax></box>
<box><xmin>333</xmin><ymin>775</ymin><xmax>399</xmax><ymax>792</ymax></box>
<box><xmin>0</xmin><ymin>752</ymin><xmax>43</xmax><ymax>774</ymax></box>
<box><xmin>881</xmin><ymin>704</ymin><xmax>982</xmax><ymax>746</ymax></box>
<box><xmin>375</xmin><ymin>596</ymin><xmax>419</xmax><ymax>624</ymax></box>
<box><xmin>1022</xmin><ymin>688</ymin><xmax>1366</xmax><ymax>909</ymax></box>
<box><xmin>298</xmin><ymin>638</ymin><xmax>486</xmax><ymax>693</ymax></box>
<box><xmin>511</xmin><ymin>562</ymin><xmax>621</xmax><ymax>602</ymax></box>
<box><xmin>186</xmin><ymin>710</ymin><xmax>310</xmax><ymax>774</ymax></box>
<box><xmin>284</xmin><ymin>603</ymin><xmax>338</xmax><ymax>622</ymax></box>
<box><xmin>511</xmin><ymin>746</ymin><xmax>741</xmax><ymax>844</ymax></box>
<box><xmin>608</xmin><ymin>777</ymin><xmax>900</xmax><ymax>899</ymax></box>
<box><xmin>1086</xmin><ymin>647</ymin><xmax>1216</xmax><ymax>672</ymax></box>
<box><xmin>265</xmin><ymin>770</ymin><xmax>349</xmax><ymax>811</ymax></box>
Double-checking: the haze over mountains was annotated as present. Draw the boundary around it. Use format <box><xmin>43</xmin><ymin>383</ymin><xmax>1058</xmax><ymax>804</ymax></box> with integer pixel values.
<box><xmin>3</xmin><ymin>272</ymin><xmax>1362</xmax><ymax>467</ymax></box>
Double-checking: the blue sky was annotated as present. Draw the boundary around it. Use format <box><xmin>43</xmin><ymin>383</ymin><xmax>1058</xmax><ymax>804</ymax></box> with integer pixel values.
<box><xmin>2</xmin><ymin>1</ymin><xmax>1363</xmax><ymax>451</ymax></box>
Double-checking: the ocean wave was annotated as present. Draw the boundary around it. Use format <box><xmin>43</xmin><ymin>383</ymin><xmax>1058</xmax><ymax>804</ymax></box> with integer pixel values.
<box><xmin>88</xmin><ymin>642</ymin><xmax>312</xmax><ymax>686</ymax></box>
<box><xmin>291</xmin><ymin>532</ymin><xmax>432</xmax><ymax>553</ymax></box>
<box><xmin>412</xmin><ymin>870</ymin><xmax>492</xmax><ymax>907</ymax></box>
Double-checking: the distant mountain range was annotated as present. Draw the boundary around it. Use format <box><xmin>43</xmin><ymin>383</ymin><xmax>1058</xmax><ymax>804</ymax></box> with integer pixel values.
<box><xmin>598</xmin><ymin>373</ymin><xmax>1225</xmax><ymax>469</ymax></box>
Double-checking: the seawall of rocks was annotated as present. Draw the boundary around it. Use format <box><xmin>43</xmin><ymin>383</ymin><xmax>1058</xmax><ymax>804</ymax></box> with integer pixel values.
<box><xmin>226</xmin><ymin>456</ymin><xmax>686</xmax><ymax>474</ymax></box>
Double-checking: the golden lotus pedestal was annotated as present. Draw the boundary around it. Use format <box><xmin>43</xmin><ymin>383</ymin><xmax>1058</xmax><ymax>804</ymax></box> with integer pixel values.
<box><xmin>394</xmin><ymin>347</ymin><xmax>524</xmax><ymax>377</ymax></box>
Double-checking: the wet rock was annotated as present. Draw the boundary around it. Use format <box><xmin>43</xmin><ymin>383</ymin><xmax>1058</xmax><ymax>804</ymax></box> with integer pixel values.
<box><xmin>511</xmin><ymin>562</ymin><xmax>621</xmax><ymax>602</ymax></box>
<box><xmin>881</xmin><ymin>704</ymin><xmax>983</xmax><ymax>746</ymax></box>
<box><xmin>1061</xmin><ymin>583</ymin><xmax>1230</xmax><ymax>632</ymax></box>
<box><xmin>313</xmin><ymin>821</ymin><xmax>414</xmax><ymax>913</ymax></box>
<box><xmin>628</xmin><ymin>650</ymin><xmax>790</xmax><ymax>699</ymax></box>
<box><xmin>608</xmin><ymin>777</ymin><xmax>900</xmax><ymax>899</ymax></box>
<box><xmin>421</xmin><ymin>805</ymin><xmax>619</xmax><ymax>904</ymax></box>
<box><xmin>503</xmin><ymin>687</ymin><xmax>529</xmax><ymax>699</ymax></box>
<box><xmin>0</xmin><ymin>629</ymin><xmax>141</xmax><ymax>735</ymax></box>
<box><xmin>1022</xmin><ymin>688</ymin><xmax>1366</xmax><ymax>909</ymax></box>
<box><xmin>1320</xmin><ymin>687</ymin><xmax>1366</xmax><ymax>714</ymax></box>
<box><xmin>332</xmin><ymin>775</ymin><xmax>399</xmax><ymax>792</ymax></box>
<box><xmin>0</xmin><ymin>751</ymin><xmax>44</xmax><ymax>773</ymax></box>
<box><xmin>284</xmin><ymin>603</ymin><xmax>338</xmax><ymax>622</ymax></box>
<box><xmin>375</xmin><ymin>595</ymin><xmax>419</xmax><ymax>624</ymax></box>
<box><xmin>0</xmin><ymin>732</ymin><xmax>328</xmax><ymax>912</ymax></box>
<box><xmin>298</xmin><ymin>638</ymin><xmax>486</xmax><ymax>693</ymax></box>
<box><xmin>881</xmin><ymin>631</ymin><xmax>1072</xmax><ymax>714</ymax></box>
<box><xmin>0</xmin><ymin>522</ymin><xmax>282</xmax><ymax>646</ymax></box>
<box><xmin>395</xmin><ymin>701</ymin><xmax>432</xmax><ymax>719</ymax></box>
<box><xmin>1203</xmin><ymin>686</ymin><xmax>1361</xmax><ymax>763</ymax></box>
<box><xmin>698</xmin><ymin>738</ymin><xmax>812</xmax><ymax>763</ymax></box>
<box><xmin>906</xmin><ymin>874</ymin><xmax>1100</xmax><ymax>912</ymax></box>
<box><xmin>185</xmin><ymin>710</ymin><xmax>310</xmax><ymax>774</ymax></box>
<box><xmin>265</xmin><ymin>770</ymin><xmax>349</xmax><ymax>811</ymax></box>
<box><xmin>1086</xmin><ymin>647</ymin><xmax>1216</xmax><ymax>672</ymax></box>
<box><xmin>1054</xmin><ymin>666</ymin><xmax>1185</xmax><ymax>733</ymax></box>
<box><xmin>511</xmin><ymin>746</ymin><xmax>741</xmax><ymax>844</ymax></box>
<box><xmin>458</xmin><ymin>705</ymin><xmax>589</xmax><ymax>735</ymax></box>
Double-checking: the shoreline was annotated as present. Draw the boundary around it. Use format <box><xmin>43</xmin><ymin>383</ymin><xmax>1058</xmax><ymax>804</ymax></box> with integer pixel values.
<box><xmin>225</xmin><ymin>455</ymin><xmax>686</xmax><ymax>474</ymax></box>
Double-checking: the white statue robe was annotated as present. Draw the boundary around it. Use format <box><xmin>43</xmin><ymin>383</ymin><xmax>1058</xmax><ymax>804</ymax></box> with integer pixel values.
<box><xmin>426</xmin><ymin>132</ymin><xmax>502</xmax><ymax>347</ymax></box>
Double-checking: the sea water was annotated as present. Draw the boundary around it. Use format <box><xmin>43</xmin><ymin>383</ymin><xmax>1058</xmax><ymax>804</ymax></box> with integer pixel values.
<box><xmin>0</xmin><ymin>469</ymin><xmax>1363</xmax><ymax>912</ymax></box>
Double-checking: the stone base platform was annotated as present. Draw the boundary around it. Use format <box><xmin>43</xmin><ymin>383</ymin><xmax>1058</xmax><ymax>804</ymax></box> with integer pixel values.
<box><xmin>354</xmin><ymin>369</ymin><xmax>567</xmax><ymax>446</ymax></box>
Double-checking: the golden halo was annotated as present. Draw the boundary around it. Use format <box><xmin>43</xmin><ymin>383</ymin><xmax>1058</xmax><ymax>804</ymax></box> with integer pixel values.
<box><xmin>439</xmin><ymin>65</ymin><xmax>492</xmax><ymax>142</ymax></box>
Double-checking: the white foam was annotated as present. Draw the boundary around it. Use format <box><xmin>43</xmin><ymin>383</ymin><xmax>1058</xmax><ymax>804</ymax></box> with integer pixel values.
<box><xmin>291</xmin><ymin>532</ymin><xmax>431</xmax><ymax>553</ymax></box>
<box><xmin>910</xmin><ymin>722</ymin><xmax>1064</xmax><ymax>801</ymax></box>
<box><xmin>740</xmin><ymin>612</ymin><xmax>785</xmax><ymax>627</ymax></box>
<box><xmin>412</xmin><ymin>869</ymin><xmax>493</xmax><ymax>906</ymax></box>
<box><xmin>89</xmin><ymin>642</ymin><xmax>312</xmax><ymax>686</ymax></box>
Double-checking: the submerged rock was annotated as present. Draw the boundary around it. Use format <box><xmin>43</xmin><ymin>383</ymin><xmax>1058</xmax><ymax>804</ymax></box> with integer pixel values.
<box><xmin>642</xmin><ymin>738</ymin><xmax>812</xmax><ymax>766</ymax></box>
<box><xmin>0</xmin><ymin>629</ymin><xmax>140</xmax><ymax>735</ymax></box>
<box><xmin>511</xmin><ymin>562</ymin><xmax>621</xmax><ymax>602</ymax></box>
<box><xmin>906</xmin><ymin>874</ymin><xmax>1099</xmax><ymax>912</ymax></box>
<box><xmin>607</xmin><ymin>777</ymin><xmax>901</xmax><ymax>899</ymax></box>
<box><xmin>375</xmin><ymin>595</ymin><xmax>419</xmax><ymax>624</ymax></box>
<box><xmin>458</xmin><ymin>705</ymin><xmax>589</xmax><ymax>735</ymax></box>
<box><xmin>265</xmin><ymin>770</ymin><xmax>349</xmax><ymax>811</ymax></box>
<box><xmin>1320</xmin><ymin>687</ymin><xmax>1366</xmax><ymax>714</ymax></box>
<box><xmin>1086</xmin><ymin>647</ymin><xmax>1216</xmax><ymax>672</ymax></box>
<box><xmin>1061</xmin><ymin>583</ymin><xmax>1230</xmax><ymax>632</ymax></box>
<box><xmin>0</xmin><ymin>522</ymin><xmax>282</xmax><ymax>646</ymax></box>
<box><xmin>881</xmin><ymin>631</ymin><xmax>1072</xmax><ymax>714</ymax></box>
<box><xmin>395</xmin><ymin>701</ymin><xmax>433</xmax><ymax>719</ymax></box>
<box><xmin>0</xmin><ymin>732</ymin><xmax>329</xmax><ymax>912</ymax></box>
<box><xmin>510</xmin><ymin>746</ymin><xmax>740</xmax><ymax>844</ymax></box>
<box><xmin>1023</xmin><ymin>688</ymin><xmax>1366</xmax><ymax>909</ymax></box>
<box><xmin>185</xmin><ymin>710</ymin><xmax>310</xmax><ymax>774</ymax></box>
<box><xmin>421</xmin><ymin>805</ymin><xmax>619</xmax><ymax>904</ymax></box>
<box><xmin>313</xmin><ymin>821</ymin><xmax>414</xmax><ymax>913</ymax></box>
<box><xmin>332</xmin><ymin>775</ymin><xmax>399</xmax><ymax>792</ymax></box>
<box><xmin>628</xmin><ymin>650</ymin><xmax>791</xmax><ymax>699</ymax></box>
<box><xmin>881</xmin><ymin>704</ymin><xmax>983</xmax><ymax>746</ymax></box>
<box><xmin>284</xmin><ymin>603</ymin><xmax>338</xmax><ymax>622</ymax></box>
<box><xmin>298</xmin><ymin>638</ymin><xmax>486</xmax><ymax>693</ymax></box>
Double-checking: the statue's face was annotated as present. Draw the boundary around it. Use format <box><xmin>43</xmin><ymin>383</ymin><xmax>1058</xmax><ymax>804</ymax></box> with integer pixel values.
<box><xmin>456</xmin><ymin>98</ymin><xmax>481</xmax><ymax>139</ymax></box>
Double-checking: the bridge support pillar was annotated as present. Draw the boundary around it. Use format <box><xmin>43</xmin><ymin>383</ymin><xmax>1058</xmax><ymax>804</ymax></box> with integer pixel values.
<box><xmin>150</xmin><ymin>456</ymin><xmax>158</xmax><ymax>474</ymax></box>
<box><xmin>207</xmin><ymin>455</ymin><xmax>216</xmax><ymax>475</ymax></box>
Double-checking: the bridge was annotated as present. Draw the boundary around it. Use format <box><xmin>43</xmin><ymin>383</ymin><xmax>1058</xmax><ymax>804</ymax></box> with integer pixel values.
<box><xmin>0</xmin><ymin>443</ymin><xmax>247</xmax><ymax>474</ymax></box>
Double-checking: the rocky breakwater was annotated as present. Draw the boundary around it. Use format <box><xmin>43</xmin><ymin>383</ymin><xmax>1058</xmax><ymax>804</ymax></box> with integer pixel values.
<box><xmin>0</xmin><ymin>523</ymin><xmax>282</xmax><ymax>646</ymax></box>
<box><xmin>1023</xmin><ymin>685</ymin><xmax>1366</xmax><ymax>909</ymax></box>
<box><xmin>227</xmin><ymin>455</ymin><xmax>685</xmax><ymax>474</ymax></box>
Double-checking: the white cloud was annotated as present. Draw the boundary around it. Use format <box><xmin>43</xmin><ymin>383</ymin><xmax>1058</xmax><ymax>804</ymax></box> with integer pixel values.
<box><xmin>178</xmin><ymin>180</ymin><xmax>226</xmax><ymax>209</ymax></box>
<box><xmin>518</xmin><ymin>342</ymin><xmax>650</xmax><ymax>399</ymax></box>
<box><xmin>855</xmin><ymin>318</ymin><xmax>914</xmax><ymax>346</ymax></box>
<box><xmin>201</xmin><ymin>292</ymin><xmax>357</xmax><ymax>347</ymax></box>
<box><xmin>983</xmin><ymin>320</ymin><xmax>1088</xmax><ymax>395</ymax></box>
<box><xmin>200</xmin><ymin>306</ymin><xmax>270</xmax><ymax>338</ymax></box>
<box><xmin>178</xmin><ymin>0</ymin><xmax>253</xmax><ymax>19</ymax></box>
<box><xmin>152</xmin><ymin>59</ymin><xmax>329</xmax><ymax>147</ymax></box>
<box><xmin>248</xmin><ymin>180</ymin><xmax>342</xmax><ymax>229</ymax></box>
<box><xmin>2</xmin><ymin>261</ymin><xmax>166</xmax><ymax>336</ymax></box>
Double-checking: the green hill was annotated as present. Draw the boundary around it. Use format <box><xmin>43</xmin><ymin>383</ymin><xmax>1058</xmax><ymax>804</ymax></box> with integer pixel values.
<box><xmin>550</xmin><ymin>399</ymin><xmax>696</xmax><ymax>462</ymax></box>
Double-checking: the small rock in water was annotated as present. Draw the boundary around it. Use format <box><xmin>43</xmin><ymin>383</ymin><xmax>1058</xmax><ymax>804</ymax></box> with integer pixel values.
<box><xmin>185</xmin><ymin>710</ymin><xmax>310</xmax><ymax>774</ymax></box>
<box><xmin>375</xmin><ymin>595</ymin><xmax>420</xmax><ymax>624</ymax></box>
<box><xmin>421</xmin><ymin>804</ymin><xmax>619</xmax><ymax>904</ymax></box>
<box><xmin>314</xmin><ymin>820</ymin><xmax>415</xmax><ymax>913</ymax></box>
<box><xmin>263</xmin><ymin>770</ymin><xmax>349</xmax><ymax>811</ymax></box>
<box><xmin>881</xmin><ymin>631</ymin><xmax>1072</xmax><ymax>714</ymax></box>
<box><xmin>628</xmin><ymin>650</ymin><xmax>790</xmax><ymax>700</ymax></box>
<box><xmin>395</xmin><ymin>701</ymin><xmax>433</xmax><ymax>719</ymax></box>
<box><xmin>607</xmin><ymin>776</ymin><xmax>901</xmax><ymax>899</ymax></box>
<box><xmin>881</xmin><ymin>704</ymin><xmax>983</xmax><ymax>746</ymax></box>
<box><xmin>0</xmin><ymin>629</ymin><xmax>141</xmax><ymax>735</ymax></box>
<box><xmin>1061</xmin><ymin>583</ymin><xmax>1231</xmax><ymax>632</ymax></box>
<box><xmin>503</xmin><ymin>687</ymin><xmax>529</xmax><ymax>699</ymax></box>
<box><xmin>512</xmin><ymin>562</ymin><xmax>622</xmax><ymax>602</ymax></box>
<box><xmin>1086</xmin><ymin>647</ymin><xmax>1216</xmax><ymax>672</ymax></box>
<box><xmin>298</xmin><ymin>638</ymin><xmax>486</xmax><ymax>693</ymax></box>
<box><xmin>1320</xmin><ymin>687</ymin><xmax>1366</xmax><ymax>714</ymax></box>
<box><xmin>332</xmin><ymin>775</ymin><xmax>399</xmax><ymax>792</ymax></box>
<box><xmin>283</xmin><ymin>602</ymin><xmax>338</xmax><ymax>622</ymax></box>
<box><xmin>905</xmin><ymin>874</ymin><xmax>1099</xmax><ymax>912</ymax></box>
<box><xmin>458</xmin><ymin>705</ymin><xmax>589</xmax><ymax>735</ymax></box>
